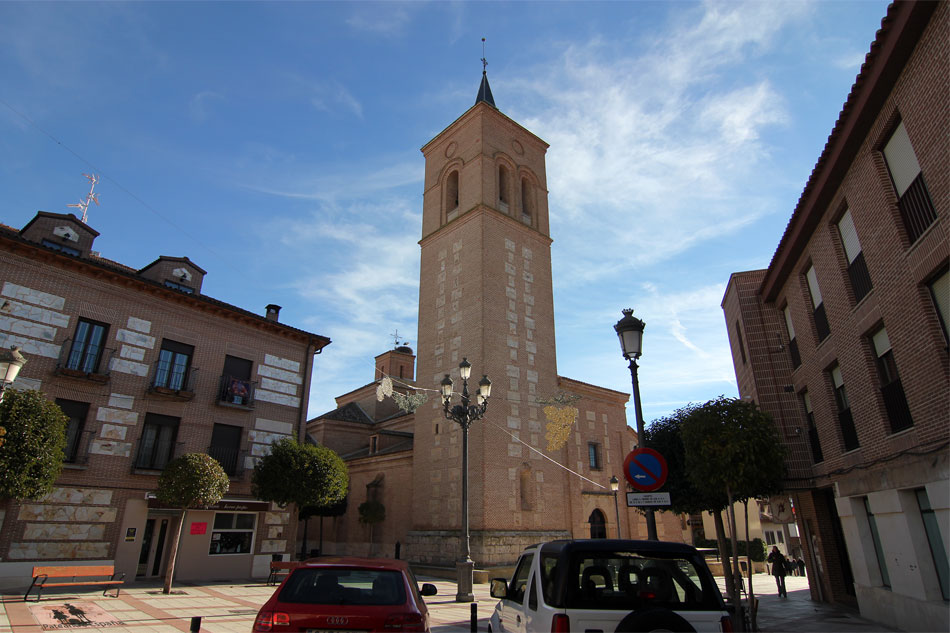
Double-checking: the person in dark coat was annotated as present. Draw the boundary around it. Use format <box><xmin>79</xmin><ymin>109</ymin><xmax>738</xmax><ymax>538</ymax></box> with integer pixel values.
<box><xmin>767</xmin><ymin>546</ymin><xmax>788</xmax><ymax>597</ymax></box>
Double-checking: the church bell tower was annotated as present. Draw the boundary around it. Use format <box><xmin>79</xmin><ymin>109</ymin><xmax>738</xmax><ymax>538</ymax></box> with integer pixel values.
<box><xmin>410</xmin><ymin>70</ymin><xmax>571</xmax><ymax>566</ymax></box>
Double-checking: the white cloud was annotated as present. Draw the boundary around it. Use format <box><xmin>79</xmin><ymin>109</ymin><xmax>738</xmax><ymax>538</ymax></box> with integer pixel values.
<box><xmin>189</xmin><ymin>90</ymin><xmax>224</xmax><ymax>122</ymax></box>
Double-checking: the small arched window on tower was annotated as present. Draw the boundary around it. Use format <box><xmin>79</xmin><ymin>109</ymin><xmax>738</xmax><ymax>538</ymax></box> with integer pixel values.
<box><xmin>498</xmin><ymin>165</ymin><xmax>510</xmax><ymax>213</ymax></box>
<box><xmin>446</xmin><ymin>170</ymin><xmax>460</xmax><ymax>223</ymax></box>
<box><xmin>521</xmin><ymin>177</ymin><xmax>533</xmax><ymax>226</ymax></box>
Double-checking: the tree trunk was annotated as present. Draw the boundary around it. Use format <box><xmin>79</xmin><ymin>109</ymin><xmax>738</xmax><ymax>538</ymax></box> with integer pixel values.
<box><xmin>744</xmin><ymin>499</ymin><xmax>756</xmax><ymax>631</ymax></box>
<box><xmin>162</xmin><ymin>509</ymin><xmax>186</xmax><ymax>595</ymax></box>
<box><xmin>726</xmin><ymin>487</ymin><xmax>744</xmax><ymax>632</ymax></box>
<box><xmin>714</xmin><ymin>511</ymin><xmax>735</xmax><ymax>604</ymax></box>
<box><xmin>301</xmin><ymin>516</ymin><xmax>309</xmax><ymax>559</ymax></box>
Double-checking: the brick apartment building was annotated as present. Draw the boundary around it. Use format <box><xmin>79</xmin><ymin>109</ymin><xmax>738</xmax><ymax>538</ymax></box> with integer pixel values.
<box><xmin>722</xmin><ymin>2</ymin><xmax>947</xmax><ymax>630</ymax></box>
<box><xmin>307</xmin><ymin>72</ymin><xmax>687</xmax><ymax>569</ymax></box>
<box><xmin>0</xmin><ymin>211</ymin><xmax>330</xmax><ymax>589</ymax></box>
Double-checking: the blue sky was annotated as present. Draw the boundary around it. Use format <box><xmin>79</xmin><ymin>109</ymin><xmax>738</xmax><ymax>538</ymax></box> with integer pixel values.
<box><xmin>1</xmin><ymin>0</ymin><xmax>890</xmax><ymax>425</ymax></box>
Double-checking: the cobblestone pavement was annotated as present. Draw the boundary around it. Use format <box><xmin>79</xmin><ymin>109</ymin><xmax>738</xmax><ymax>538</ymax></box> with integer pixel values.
<box><xmin>0</xmin><ymin>573</ymin><xmax>896</xmax><ymax>633</ymax></box>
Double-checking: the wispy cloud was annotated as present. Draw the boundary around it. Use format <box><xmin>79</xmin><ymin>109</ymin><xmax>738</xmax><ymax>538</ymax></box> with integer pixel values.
<box><xmin>189</xmin><ymin>90</ymin><xmax>224</xmax><ymax>122</ymax></box>
<box><xmin>345</xmin><ymin>4</ymin><xmax>415</xmax><ymax>36</ymax></box>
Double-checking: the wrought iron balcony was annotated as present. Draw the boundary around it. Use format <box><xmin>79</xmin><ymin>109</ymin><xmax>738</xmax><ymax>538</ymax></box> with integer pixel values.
<box><xmin>64</xmin><ymin>430</ymin><xmax>95</xmax><ymax>466</ymax></box>
<box><xmin>56</xmin><ymin>338</ymin><xmax>114</xmax><ymax>381</ymax></box>
<box><xmin>838</xmin><ymin>408</ymin><xmax>859</xmax><ymax>452</ymax></box>
<box><xmin>207</xmin><ymin>445</ymin><xmax>247</xmax><ymax>478</ymax></box>
<box><xmin>882</xmin><ymin>379</ymin><xmax>914</xmax><ymax>434</ymax></box>
<box><xmin>898</xmin><ymin>173</ymin><xmax>937</xmax><ymax>244</ymax></box>
<box><xmin>847</xmin><ymin>252</ymin><xmax>873</xmax><ymax>303</ymax></box>
<box><xmin>132</xmin><ymin>439</ymin><xmax>184</xmax><ymax>472</ymax></box>
<box><xmin>147</xmin><ymin>360</ymin><xmax>198</xmax><ymax>399</ymax></box>
<box><xmin>218</xmin><ymin>375</ymin><xmax>256</xmax><ymax>408</ymax></box>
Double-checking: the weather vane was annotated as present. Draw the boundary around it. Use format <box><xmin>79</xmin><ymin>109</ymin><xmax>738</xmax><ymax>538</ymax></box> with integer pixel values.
<box><xmin>481</xmin><ymin>37</ymin><xmax>487</xmax><ymax>73</ymax></box>
<box><xmin>67</xmin><ymin>173</ymin><xmax>100</xmax><ymax>224</ymax></box>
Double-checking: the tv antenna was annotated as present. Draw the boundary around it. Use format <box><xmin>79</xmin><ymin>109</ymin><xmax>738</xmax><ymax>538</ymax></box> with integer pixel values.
<box><xmin>67</xmin><ymin>173</ymin><xmax>100</xmax><ymax>224</ymax></box>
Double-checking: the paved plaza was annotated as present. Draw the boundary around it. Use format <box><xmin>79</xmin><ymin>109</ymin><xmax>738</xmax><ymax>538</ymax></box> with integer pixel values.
<box><xmin>0</xmin><ymin>573</ymin><xmax>897</xmax><ymax>633</ymax></box>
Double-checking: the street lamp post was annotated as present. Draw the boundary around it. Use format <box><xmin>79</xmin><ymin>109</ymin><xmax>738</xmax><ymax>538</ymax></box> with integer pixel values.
<box><xmin>610</xmin><ymin>476</ymin><xmax>622</xmax><ymax>539</ymax></box>
<box><xmin>0</xmin><ymin>346</ymin><xmax>27</xmax><ymax>402</ymax></box>
<box><xmin>614</xmin><ymin>309</ymin><xmax>658</xmax><ymax>541</ymax></box>
<box><xmin>441</xmin><ymin>358</ymin><xmax>491</xmax><ymax>603</ymax></box>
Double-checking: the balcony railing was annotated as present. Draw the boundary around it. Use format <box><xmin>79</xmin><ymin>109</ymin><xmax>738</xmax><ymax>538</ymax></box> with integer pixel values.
<box><xmin>899</xmin><ymin>173</ymin><xmax>937</xmax><ymax>244</ymax></box>
<box><xmin>133</xmin><ymin>438</ymin><xmax>184</xmax><ymax>472</ymax></box>
<box><xmin>56</xmin><ymin>338</ymin><xmax>114</xmax><ymax>381</ymax></box>
<box><xmin>882</xmin><ymin>379</ymin><xmax>914</xmax><ymax>434</ymax></box>
<box><xmin>807</xmin><ymin>419</ymin><xmax>823</xmax><ymax>464</ymax></box>
<box><xmin>838</xmin><ymin>408</ymin><xmax>860</xmax><ymax>452</ymax></box>
<box><xmin>813</xmin><ymin>304</ymin><xmax>831</xmax><ymax>342</ymax></box>
<box><xmin>847</xmin><ymin>252</ymin><xmax>873</xmax><ymax>303</ymax></box>
<box><xmin>64</xmin><ymin>430</ymin><xmax>95</xmax><ymax>466</ymax></box>
<box><xmin>218</xmin><ymin>375</ymin><xmax>256</xmax><ymax>408</ymax></box>
<box><xmin>148</xmin><ymin>360</ymin><xmax>198</xmax><ymax>399</ymax></box>
<box><xmin>207</xmin><ymin>445</ymin><xmax>247</xmax><ymax>478</ymax></box>
<box><xmin>788</xmin><ymin>338</ymin><xmax>801</xmax><ymax>369</ymax></box>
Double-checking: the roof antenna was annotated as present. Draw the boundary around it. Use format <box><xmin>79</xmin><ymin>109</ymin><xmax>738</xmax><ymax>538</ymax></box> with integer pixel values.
<box><xmin>67</xmin><ymin>173</ymin><xmax>100</xmax><ymax>224</ymax></box>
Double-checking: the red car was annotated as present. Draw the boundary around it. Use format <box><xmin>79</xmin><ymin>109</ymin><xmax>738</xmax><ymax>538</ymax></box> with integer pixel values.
<box><xmin>253</xmin><ymin>557</ymin><xmax>438</xmax><ymax>633</ymax></box>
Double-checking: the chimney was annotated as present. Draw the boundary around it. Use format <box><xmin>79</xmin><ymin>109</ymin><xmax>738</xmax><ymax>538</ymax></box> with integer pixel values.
<box><xmin>265</xmin><ymin>304</ymin><xmax>281</xmax><ymax>322</ymax></box>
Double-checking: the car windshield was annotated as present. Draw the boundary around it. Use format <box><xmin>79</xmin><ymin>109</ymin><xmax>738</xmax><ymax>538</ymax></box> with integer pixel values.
<box><xmin>279</xmin><ymin>568</ymin><xmax>407</xmax><ymax>606</ymax></box>
<box><xmin>561</xmin><ymin>550</ymin><xmax>722</xmax><ymax>611</ymax></box>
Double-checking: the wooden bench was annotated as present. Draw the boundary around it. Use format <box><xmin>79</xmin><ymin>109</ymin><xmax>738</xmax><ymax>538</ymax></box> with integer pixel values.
<box><xmin>267</xmin><ymin>561</ymin><xmax>303</xmax><ymax>585</ymax></box>
<box><xmin>25</xmin><ymin>565</ymin><xmax>125</xmax><ymax>602</ymax></box>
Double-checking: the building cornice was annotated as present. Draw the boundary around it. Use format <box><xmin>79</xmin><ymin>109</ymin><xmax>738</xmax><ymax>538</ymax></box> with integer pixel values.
<box><xmin>760</xmin><ymin>0</ymin><xmax>939</xmax><ymax>302</ymax></box>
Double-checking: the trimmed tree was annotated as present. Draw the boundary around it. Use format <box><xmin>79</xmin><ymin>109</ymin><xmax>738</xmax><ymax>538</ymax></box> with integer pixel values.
<box><xmin>253</xmin><ymin>438</ymin><xmax>348</xmax><ymax>558</ymax></box>
<box><xmin>156</xmin><ymin>453</ymin><xmax>229</xmax><ymax>594</ymax></box>
<box><xmin>299</xmin><ymin>496</ymin><xmax>348</xmax><ymax>558</ymax></box>
<box><xmin>0</xmin><ymin>389</ymin><xmax>67</xmax><ymax>501</ymax></box>
<box><xmin>679</xmin><ymin>396</ymin><xmax>786</xmax><ymax>630</ymax></box>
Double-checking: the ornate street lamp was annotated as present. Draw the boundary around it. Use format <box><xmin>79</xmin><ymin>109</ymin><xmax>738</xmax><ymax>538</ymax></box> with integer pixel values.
<box><xmin>441</xmin><ymin>357</ymin><xmax>491</xmax><ymax>602</ymax></box>
<box><xmin>0</xmin><ymin>346</ymin><xmax>27</xmax><ymax>402</ymax></box>
<box><xmin>614</xmin><ymin>309</ymin><xmax>657</xmax><ymax>540</ymax></box>
<box><xmin>610</xmin><ymin>475</ymin><xmax>622</xmax><ymax>539</ymax></box>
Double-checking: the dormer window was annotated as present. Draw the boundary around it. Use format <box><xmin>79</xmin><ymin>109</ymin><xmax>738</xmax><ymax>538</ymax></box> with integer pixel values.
<box><xmin>164</xmin><ymin>280</ymin><xmax>194</xmax><ymax>294</ymax></box>
<box><xmin>41</xmin><ymin>239</ymin><xmax>80</xmax><ymax>257</ymax></box>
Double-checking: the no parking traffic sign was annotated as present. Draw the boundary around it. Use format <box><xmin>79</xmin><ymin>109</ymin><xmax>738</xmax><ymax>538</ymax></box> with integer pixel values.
<box><xmin>623</xmin><ymin>447</ymin><xmax>668</xmax><ymax>492</ymax></box>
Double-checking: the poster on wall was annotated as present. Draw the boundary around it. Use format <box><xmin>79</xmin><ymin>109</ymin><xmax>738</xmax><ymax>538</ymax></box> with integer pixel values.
<box><xmin>190</xmin><ymin>522</ymin><xmax>208</xmax><ymax>535</ymax></box>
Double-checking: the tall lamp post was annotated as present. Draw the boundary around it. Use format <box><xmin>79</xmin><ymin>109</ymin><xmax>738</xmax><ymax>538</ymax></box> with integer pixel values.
<box><xmin>441</xmin><ymin>358</ymin><xmax>492</xmax><ymax>603</ymax></box>
<box><xmin>614</xmin><ymin>309</ymin><xmax>657</xmax><ymax>541</ymax></box>
<box><xmin>610</xmin><ymin>476</ymin><xmax>622</xmax><ymax>539</ymax></box>
<box><xmin>0</xmin><ymin>346</ymin><xmax>27</xmax><ymax>449</ymax></box>
<box><xmin>0</xmin><ymin>346</ymin><xmax>27</xmax><ymax>401</ymax></box>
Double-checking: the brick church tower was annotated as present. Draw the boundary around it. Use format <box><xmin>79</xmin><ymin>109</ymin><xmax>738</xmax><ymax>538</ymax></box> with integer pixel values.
<box><xmin>407</xmin><ymin>71</ymin><xmax>576</xmax><ymax>565</ymax></box>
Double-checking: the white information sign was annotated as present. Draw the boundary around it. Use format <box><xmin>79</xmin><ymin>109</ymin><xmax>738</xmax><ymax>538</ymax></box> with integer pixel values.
<box><xmin>626</xmin><ymin>492</ymin><xmax>671</xmax><ymax>507</ymax></box>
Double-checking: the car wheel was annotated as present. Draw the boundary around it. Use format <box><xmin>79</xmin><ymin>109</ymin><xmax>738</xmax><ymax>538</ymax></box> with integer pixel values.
<box><xmin>615</xmin><ymin>608</ymin><xmax>696</xmax><ymax>633</ymax></box>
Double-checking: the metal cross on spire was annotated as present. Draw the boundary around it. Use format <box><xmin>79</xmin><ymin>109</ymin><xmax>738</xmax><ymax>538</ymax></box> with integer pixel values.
<box><xmin>66</xmin><ymin>173</ymin><xmax>100</xmax><ymax>224</ymax></box>
<box><xmin>481</xmin><ymin>37</ymin><xmax>487</xmax><ymax>73</ymax></box>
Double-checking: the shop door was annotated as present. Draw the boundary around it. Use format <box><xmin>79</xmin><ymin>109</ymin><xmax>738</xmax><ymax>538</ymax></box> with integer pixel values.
<box><xmin>137</xmin><ymin>516</ymin><xmax>170</xmax><ymax>577</ymax></box>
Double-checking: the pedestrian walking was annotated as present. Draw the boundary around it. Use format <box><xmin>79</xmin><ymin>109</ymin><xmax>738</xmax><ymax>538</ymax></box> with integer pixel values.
<box><xmin>797</xmin><ymin>557</ymin><xmax>806</xmax><ymax>577</ymax></box>
<box><xmin>768</xmin><ymin>546</ymin><xmax>788</xmax><ymax>597</ymax></box>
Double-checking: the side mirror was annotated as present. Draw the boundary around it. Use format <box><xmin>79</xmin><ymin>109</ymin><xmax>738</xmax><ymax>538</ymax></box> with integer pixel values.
<box><xmin>490</xmin><ymin>578</ymin><xmax>508</xmax><ymax>599</ymax></box>
<box><xmin>420</xmin><ymin>583</ymin><xmax>438</xmax><ymax>597</ymax></box>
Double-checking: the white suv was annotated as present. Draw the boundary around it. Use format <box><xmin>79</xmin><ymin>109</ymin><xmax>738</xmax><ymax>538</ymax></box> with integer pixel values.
<box><xmin>489</xmin><ymin>539</ymin><xmax>733</xmax><ymax>633</ymax></box>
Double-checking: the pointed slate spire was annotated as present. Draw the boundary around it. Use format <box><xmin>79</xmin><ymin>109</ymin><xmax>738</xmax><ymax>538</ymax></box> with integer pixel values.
<box><xmin>475</xmin><ymin>38</ymin><xmax>496</xmax><ymax>108</ymax></box>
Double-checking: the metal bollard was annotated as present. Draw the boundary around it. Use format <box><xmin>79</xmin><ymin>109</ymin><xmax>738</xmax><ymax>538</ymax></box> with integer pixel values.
<box><xmin>190</xmin><ymin>616</ymin><xmax>201</xmax><ymax>633</ymax></box>
<box><xmin>470</xmin><ymin>602</ymin><xmax>477</xmax><ymax>633</ymax></box>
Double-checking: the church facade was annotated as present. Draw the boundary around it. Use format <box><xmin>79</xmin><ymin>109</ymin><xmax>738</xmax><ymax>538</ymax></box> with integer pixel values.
<box><xmin>307</xmin><ymin>74</ymin><xmax>686</xmax><ymax>569</ymax></box>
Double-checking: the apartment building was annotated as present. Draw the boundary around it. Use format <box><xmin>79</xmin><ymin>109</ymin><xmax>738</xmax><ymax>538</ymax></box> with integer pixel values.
<box><xmin>722</xmin><ymin>2</ymin><xmax>947</xmax><ymax>630</ymax></box>
<box><xmin>0</xmin><ymin>210</ymin><xmax>329</xmax><ymax>588</ymax></box>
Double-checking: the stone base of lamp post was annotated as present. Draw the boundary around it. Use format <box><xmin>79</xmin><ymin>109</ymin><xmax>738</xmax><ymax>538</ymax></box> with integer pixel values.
<box><xmin>455</xmin><ymin>558</ymin><xmax>475</xmax><ymax>602</ymax></box>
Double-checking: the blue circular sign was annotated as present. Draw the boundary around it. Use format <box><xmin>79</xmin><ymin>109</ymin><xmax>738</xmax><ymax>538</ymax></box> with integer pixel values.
<box><xmin>623</xmin><ymin>448</ymin><xmax>668</xmax><ymax>492</ymax></box>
